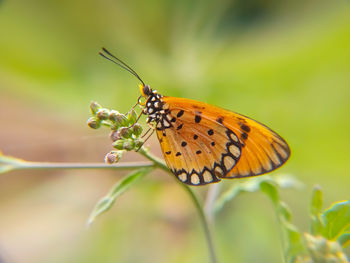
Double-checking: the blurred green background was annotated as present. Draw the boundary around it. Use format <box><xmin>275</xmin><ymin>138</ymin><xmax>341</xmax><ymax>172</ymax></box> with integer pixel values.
<box><xmin>1</xmin><ymin>0</ymin><xmax>350</xmax><ymax>262</ymax></box>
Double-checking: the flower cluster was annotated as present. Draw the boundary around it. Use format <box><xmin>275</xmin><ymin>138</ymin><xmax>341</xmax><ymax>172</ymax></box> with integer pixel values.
<box><xmin>299</xmin><ymin>233</ymin><xmax>349</xmax><ymax>263</ymax></box>
<box><xmin>87</xmin><ymin>101</ymin><xmax>144</xmax><ymax>164</ymax></box>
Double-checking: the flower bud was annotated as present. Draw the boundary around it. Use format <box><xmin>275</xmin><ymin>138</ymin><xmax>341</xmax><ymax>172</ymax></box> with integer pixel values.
<box><xmin>123</xmin><ymin>139</ymin><xmax>135</xmax><ymax>151</ymax></box>
<box><xmin>110</xmin><ymin>130</ymin><xmax>121</xmax><ymax>142</ymax></box>
<box><xmin>127</xmin><ymin>109</ymin><xmax>138</xmax><ymax>125</ymax></box>
<box><xmin>119</xmin><ymin>127</ymin><xmax>132</xmax><ymax>139</ymax></box>
<box><xmin>112</xmin><ymin>139</ymin><xmax>124</xmax><ymax>150</ymax></box>
<box><xmin>111</xmin><ymin>113</ymin><xmax>128</xmax><ymax>127</ymax></box>
<box><xmin>87</xmin><ymin>117</ymin><xmax>101</xmax><ymax>129</ymax></box>
<box><xmin>104</xmin><ymin>151</ymin><xmax>122</xmax><ymax>164</ymax></box>
<box><xmin>108</xmin><ymin>110</ymin><xmax>120</xmax><ymax>121</ymax></box>
<box><xmin>134</xmin><ymin>138</ymin><xmax>144</xmax><ymax>149</ymax></box>
<box><xmin>132</xmin><ymin>123</ymin><xmax>143</xmax><ymax>137</ymax></box>
<box><xmin>96</xmin><ymin>108</ymin><xmax>109</xmax><ymax>120</ymax></box>
<box><xmin>90</xmin><ymin>101</ymin><xmax>102</xmax><ymax>114</ymax></box>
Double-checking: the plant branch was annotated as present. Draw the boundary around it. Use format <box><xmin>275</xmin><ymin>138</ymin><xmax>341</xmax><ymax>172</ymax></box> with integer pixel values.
<box><xmin>15</xmin><ymin>161</ymin><xmax>154</xmax><ymax>170</ymax></box>
<box><xmin>0</xmin><ymin>155</ymin><xmax>154</xmax><ymax>173</ymax></box>
<box><xmin>139</xmin><ymin>147</ymin><xmax>218</xmax><ymax>263</ymax></box>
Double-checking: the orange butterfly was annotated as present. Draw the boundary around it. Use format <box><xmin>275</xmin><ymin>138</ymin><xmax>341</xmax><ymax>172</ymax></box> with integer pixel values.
<box><xmin>100</xmin><ymin>48</ymin><xmax>290</xmax><ymax>186</ymax></box>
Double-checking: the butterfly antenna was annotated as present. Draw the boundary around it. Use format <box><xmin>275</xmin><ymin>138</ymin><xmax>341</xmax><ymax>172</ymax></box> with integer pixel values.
<box><xmin>99</xmin><ymin>48</ymin><xmax>145</xmax><ymax>86</ymax></box>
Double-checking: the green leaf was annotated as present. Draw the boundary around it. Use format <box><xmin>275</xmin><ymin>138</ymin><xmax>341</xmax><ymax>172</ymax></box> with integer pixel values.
<box><xmin>214</xmin><ymin>178</ymin><xmax>263</xmax><ymax>213</ymax></box>
<box><xmin>278</xmin><ymin>201</ymin><xmax>292</xmax><ymax>222</ymax></box>
<box><xmin>310</xmin><ymin>185</ymin><xmax>324</xmax><ymax>236</ymax></box>
<box><xmin>87</xmin><ymin>167</ymin><xmax>152</xmax><ymax>225</ymax></box>
<box><xmin>260</xmin><ymin>181</ymin><xmax>279</xmax><ymax>205</ymax></box>
<box><xmin>320</xmin><ymin>200</ymin><xmax>350</xmax><ymax>240</ymax></box>
<box><xmin>310</xmin><ymin>185</ymin><xmax>323</xmax><ymax>217</ymax></box>
<box><xmin>214</xmin><ymin>174</ymin><xmax>301</xmax><ymax>213</ymax></box>
<box><xmin>338</xmin><ymin>232</ymin><xmax>350</xmax><ymax>248</ymax></box>
<box><xmin>283</xmin><ymin>222</ymin><xmax>305</xmax><ymax>263</ymax></box>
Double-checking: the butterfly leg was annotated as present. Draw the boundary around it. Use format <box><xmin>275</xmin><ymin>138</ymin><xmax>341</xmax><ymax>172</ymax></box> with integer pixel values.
<box><xmin>127</xmin><ymin>111</ymin><xmax>143</xmax><ymax>129</ymax></box>
<box><xmin>136</xmin><ymin>128</ymin><xmax>155</xmax><ymax>152</ymax></box>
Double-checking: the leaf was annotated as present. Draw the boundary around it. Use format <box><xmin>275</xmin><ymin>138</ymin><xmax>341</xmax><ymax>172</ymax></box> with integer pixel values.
<box><xmin>278</xmin><ymin>201</ymin><xmax>292</xmax><ymax>222</ymax></box>
<box><xmin>310</xmin><ymin>185</ymin><xmax>323</xmax><ymax>217</ymax></box>
<box><xmin>260</xmin><ymin>181</ymin><xmax>279</xmax><ymax>205</ymax></box>
<box><xmin>283</xmin><ymin>222</ymin><xmax>305</xmax><ymax>263</ymax></box>
<box><xmin>320</xmin><ymin>200</ymin><xmax>350</xmax><ymax>240</ymax></box>
<box><xmin>214</xmin><ymin>174</ymin><xmax>302</xmax><ymax>213</ymax></box>
<box><xmin>214</xmin><ymin>178</ymin><xmax>263</xmax><ymax>213</ymax></box>
<box><xmin>274</xmin><ymin>174</ymin><xmax>304</xmax><ymax>190</ymax></box>
<box><xmin>87</xmin><ymin>167</ymin><xmax>152</xmax><ymax>226</ymax></box>
<box><xmin>338</xmin><ymin>232</ymin><xmax>350</xmax><ymax>248</ymax></box>
<box><xmin>310</xmin><ymin>185</ymin><xmax>324</xmax><ymax>236</ymax></box>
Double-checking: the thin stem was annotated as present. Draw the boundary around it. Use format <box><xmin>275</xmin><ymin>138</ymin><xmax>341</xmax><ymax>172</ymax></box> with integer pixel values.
<box><xmin>12</xmin><ymin>161</ymin><xmax>154</xmax><ymax>171</ymax></box>
<box><xmin>139</xmin><ymin>148</ymin><xmax>218</xmax><ymax>263</ymax></box>
<box><xmin>182</xmin><ymin>184</ymin><xmax>218</xmax><ymax>263</ymax></box>
<box><xmin>204</xmin><ymin>184</ymin><xmax>222</xmax><ymax>224</ymax></box>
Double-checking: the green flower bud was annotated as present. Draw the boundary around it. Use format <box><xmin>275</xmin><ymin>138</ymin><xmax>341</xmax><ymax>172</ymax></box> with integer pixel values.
<box><xmin>108</xmin><ymin>110</ymin><xmax>120</xmax><ymax>121</ymax></box>
<box><xmin>112</xmin><ymin>139</ymin><xmax>124</xmax><ymax>150</ymax></box>
<box><xmin>90</xmin><ymin>101</ymin><xmax>102</xmax><ymax>114</ymax></box>
<box><xmin>127</xmin><ymin>109</ymin><xmax>138</xmax><ymax>125</ymax></box>
<box><xmin>123</xmin><ymin>139</ymin><xmax>135</xmax><ymax>151</ymax></box>
<box><xmin>104</xmin><ymin>151</ymin><xmax>123</xmax><ymax>164</ymax></box>
<box><xmin>111</xmin><ymin>113</ymin><xmax>128</xmax><ymax>128</ymax></box>
<box><xmin>87</xmin><ymin>117</ymin><xmax>101</xmax><ymax>129</ymax></box>
<box><xmin>110</xmin><ymin>130</ymin><xmax>121</xmax><ymax>142</ymax></box>
<box><xmin>96</xmin><ymin>108</ymin><xmax>110</xmax><ymax>120</ymax></box>
<box><xmin>134</xmin><ymin>138</ymin><xmax>144</xmax><ymax>149</ymax></box>
<box><xmin>132</xmin><ymin>123</ymin><xmax>143</xmax><ymax>137</ymax></box>
<box><xmin>119</xmin><ymin>127</ymin><xmax>133</xmax><ymax>139</ymax></box>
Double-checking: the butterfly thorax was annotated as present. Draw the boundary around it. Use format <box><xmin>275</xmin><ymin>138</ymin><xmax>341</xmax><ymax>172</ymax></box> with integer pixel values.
<box><xmin>142</xmin><ymin>90</ymin><xmax>168</xmax><ymax>124</ymax></box>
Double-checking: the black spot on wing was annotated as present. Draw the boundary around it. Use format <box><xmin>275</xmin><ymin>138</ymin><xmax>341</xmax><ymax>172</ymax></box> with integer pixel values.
<box><xmin>241</xmin><ymin>132</ymin><xmax>248</xmax><ymax>140</ymax></box>
<box><xmin>216</xmin><ymin>117</ymin><xmax>224</xmax><ymax>124</ymax></box>
<box><xmin>177</xmin><ymin>110</ymin><xmax>184</xmax><ymax>118</ymax></box>
<box><xmin>195</xmin><ymin>115</ymin><xmax>201</xmax><ymax>123</ymax></box>
<box><xmin>241</xmin><ymin>124</ymin><xmax>251</xmax><ymax>133</ymax></box>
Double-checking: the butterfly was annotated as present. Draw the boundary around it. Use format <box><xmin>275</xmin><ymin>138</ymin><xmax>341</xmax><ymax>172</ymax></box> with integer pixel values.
<box><xmin>100</xmin><ymin>48</ymin><xmax>291</xmax><ymax>186</ymax></box>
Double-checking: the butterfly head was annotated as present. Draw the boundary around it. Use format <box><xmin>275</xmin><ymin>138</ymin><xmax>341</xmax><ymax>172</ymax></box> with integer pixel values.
<box><xmin>137</xmin><ymin>84</ymin><xmax>166</xmax><ymax>123</ymax></box>
<box><xmin>139</xmin><ymin>84</ymin><xmax>152</xmax><ymax>98</ymax></box>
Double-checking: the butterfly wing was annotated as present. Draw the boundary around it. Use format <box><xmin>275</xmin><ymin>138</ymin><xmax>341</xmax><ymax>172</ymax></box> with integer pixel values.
<box><xmin>156</xmin><ymin>96</ymin><xmax>290</xmax><ymax>185</ymax></box>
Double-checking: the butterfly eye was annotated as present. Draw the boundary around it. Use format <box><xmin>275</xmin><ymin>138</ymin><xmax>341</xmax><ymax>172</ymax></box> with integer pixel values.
<box><xmin>139</xmin><ymin>84</ymin><xmax>151</xmax><ymax>98</ymax></box>
<box><xmin>143</xmin><ymin>85</ymin><xmax>151</xmax><ymax>96</ymax></box>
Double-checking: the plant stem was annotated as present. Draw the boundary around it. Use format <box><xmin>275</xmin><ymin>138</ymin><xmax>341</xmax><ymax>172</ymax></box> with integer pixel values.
<box><xmin>139</xmin><ymin>148</ymin><xmax>218</xmax><ymax>263</ymax></box>
<box><xmin>3</xmin><ymin>160</ymin><xmax>153</xmax><ymax>171</ymax></box>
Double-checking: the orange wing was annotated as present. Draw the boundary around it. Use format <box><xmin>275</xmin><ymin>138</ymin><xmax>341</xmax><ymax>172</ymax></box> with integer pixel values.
<box><xmin>156</xmin><ymin>96</ymin><xmax>290</xmax><ymax>185</ymax></box>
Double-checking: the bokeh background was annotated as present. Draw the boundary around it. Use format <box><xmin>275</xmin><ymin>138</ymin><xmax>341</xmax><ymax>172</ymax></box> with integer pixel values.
<box><xmin>1</xmin><ymin>0</ymin><xmax>350</xmax><ymax>262</ymax></box>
